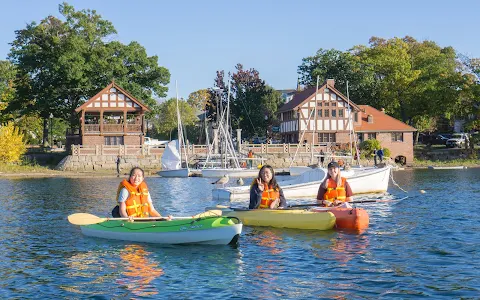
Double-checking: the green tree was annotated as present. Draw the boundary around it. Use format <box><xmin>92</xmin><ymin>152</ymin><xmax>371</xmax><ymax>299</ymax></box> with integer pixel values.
<box><xmin>154</xmin><ymin>98</ymin><xmax>197</xmax><ymax>140</ymax></box>
<box><xmin>7</xmin><ymin>3</ymin><xmax>169</xmax><ymax>146</ymax></box>
<box><xmin>187</xmin><ymin>89</ymin><xmax>211</xmax><ymax>112</ymax></box>
<box><xmin>0</xmin><ymin>61</ymin><xmax>17</xmax><ymax>122</ymax></box>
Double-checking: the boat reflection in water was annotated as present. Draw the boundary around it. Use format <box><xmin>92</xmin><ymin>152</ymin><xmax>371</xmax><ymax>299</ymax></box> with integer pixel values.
<box><xmin>117</xmin><ymin>244</ymin><xmax>164</xmax><ymax>297</ymax></box>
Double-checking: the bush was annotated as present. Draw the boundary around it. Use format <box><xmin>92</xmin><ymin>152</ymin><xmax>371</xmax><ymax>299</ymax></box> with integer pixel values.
<box><xmin>359</xmin><ymin>139</ymin><xmax>390</xmax><ymax>159</ymax></box>
<box><xmin>0</xmin><ymin>122</ymin><xmax>27</xmax><ymax>163</ymax></box>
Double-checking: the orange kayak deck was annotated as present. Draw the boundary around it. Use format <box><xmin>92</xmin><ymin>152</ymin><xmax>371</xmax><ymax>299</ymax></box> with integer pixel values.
<box><xmin>311</xmin><ymin>207</ymin><xmax>369</xmax><ymax>232</ymax></box>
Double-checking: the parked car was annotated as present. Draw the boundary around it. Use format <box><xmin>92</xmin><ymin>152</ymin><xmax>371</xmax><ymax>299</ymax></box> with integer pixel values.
<box><xmin>446</xmin><ymin>133</ymin><xmax>469</xmax><ymax>148</ymax></box>
<box><xmin>419</xmin><ymin>133</ymin><xmax>452</xmax><ymax>145</ymax></box>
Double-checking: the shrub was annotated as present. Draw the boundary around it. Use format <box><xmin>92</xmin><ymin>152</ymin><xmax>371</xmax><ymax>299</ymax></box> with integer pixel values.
<box><xmin>0</xmin><ymin>122</ymin><xmax>27</xmax><ymax>163</ymax></box>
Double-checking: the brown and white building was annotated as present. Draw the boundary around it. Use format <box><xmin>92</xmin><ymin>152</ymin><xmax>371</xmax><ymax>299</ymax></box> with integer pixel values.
<box><xmin>72</xmin><ymin>81</ymin><xmax>150</xmax><ymax>147</ymax></box>
<box><xmin>277</xmin><ymin>79</ymin><xmax>416</xmax><ymax>163</ymax></box>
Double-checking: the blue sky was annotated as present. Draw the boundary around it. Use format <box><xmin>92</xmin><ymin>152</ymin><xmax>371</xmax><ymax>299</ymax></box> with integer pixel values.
<box><xmin>1</xmin><ymin>0</ymin><xmax>479</xmax><ymax>101</ymax></box>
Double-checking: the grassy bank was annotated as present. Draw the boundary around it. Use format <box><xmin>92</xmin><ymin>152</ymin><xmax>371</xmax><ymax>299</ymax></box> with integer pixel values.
<box><xmin>412</xmin><ymin>158</ymin><xmax>479</xmax><ymax>168</ymax></box>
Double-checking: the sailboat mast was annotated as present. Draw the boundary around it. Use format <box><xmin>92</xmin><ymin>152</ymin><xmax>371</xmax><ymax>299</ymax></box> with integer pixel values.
<box><xmin>346</xmin><ymin>81</ymin><xmax>359</xmax><ymax>166</ymax></box>
<box><xmin>312</xmin><ymin>76</ymin><xmax>319</xmax><ymax>164</ymax></box>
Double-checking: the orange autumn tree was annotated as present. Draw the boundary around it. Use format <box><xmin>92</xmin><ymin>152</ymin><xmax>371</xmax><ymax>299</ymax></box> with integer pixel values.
<box><xmin>0</xmin><ymin>122</ymin><xmax>26</xmax><ymax>163</ymax></box>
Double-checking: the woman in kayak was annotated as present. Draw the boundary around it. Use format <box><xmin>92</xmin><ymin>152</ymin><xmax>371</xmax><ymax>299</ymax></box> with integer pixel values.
<box><xmin>316</xmin><ymin>161</ymin><xmax>353</xmax><ymax>207</ymax></box>
<box><xmin>112</xmin><ymin>167</ymin><xmax>166</xmax><ymax>219</ymax></box>
<box><xmin>249</xmin><ymin>165</ymin><xmax>286</xmax><ymax>209</ymax></box>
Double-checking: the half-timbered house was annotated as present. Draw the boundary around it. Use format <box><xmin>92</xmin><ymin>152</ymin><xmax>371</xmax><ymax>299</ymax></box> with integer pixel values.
<box><xmin>277</xmin><ymin>79</ymin><xmax>416</xmax><ymax>163</ymax></box>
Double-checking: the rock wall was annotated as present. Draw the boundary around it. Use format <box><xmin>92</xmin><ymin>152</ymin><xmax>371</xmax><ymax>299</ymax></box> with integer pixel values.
<box><xmin>56</xmin><ymin>154</ymin><xmax>162</xmax><ymax>172</ymax></box>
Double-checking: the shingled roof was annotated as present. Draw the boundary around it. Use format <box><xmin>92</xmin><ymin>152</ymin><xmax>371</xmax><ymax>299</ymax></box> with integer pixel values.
<box><xmin>356</xmin><ymin>105</ymin><xmax>416</xmax><ymax>132</ymax></box>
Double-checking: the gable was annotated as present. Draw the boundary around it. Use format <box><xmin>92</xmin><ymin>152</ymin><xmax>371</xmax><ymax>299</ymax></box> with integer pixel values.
<box><xmin>75</xmin><ymin>82</ymin><xmax>150</xmax><ymax>112</ymax></box>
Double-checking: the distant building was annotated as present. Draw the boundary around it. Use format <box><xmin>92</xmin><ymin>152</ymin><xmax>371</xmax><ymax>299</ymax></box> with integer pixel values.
<box><xmin>277</xmin><ymin>89</ymin><xmax>297</xmax><ymax>104</ymax></box>
<box><xmin>69</xmin><ymin>81</ymin><xmax>150</xmax><ymax>148</ymax></box>
<box><xmin>276</xmin><ymin>79</ymin><xmax>417</xmax><ymax>164</ymax></box>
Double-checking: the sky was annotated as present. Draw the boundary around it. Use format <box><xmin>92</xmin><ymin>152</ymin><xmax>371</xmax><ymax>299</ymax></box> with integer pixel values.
<box><xmin>1</xmin><ymin>0</ymin><xmax>479</xmax><ymax>101</ymax></box>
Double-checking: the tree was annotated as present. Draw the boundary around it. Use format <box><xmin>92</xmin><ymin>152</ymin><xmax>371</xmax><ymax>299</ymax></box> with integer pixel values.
<box><xmin>0</xmin><ymin>122</ymin><xmax>26</xmax><ymax>163</ymax></box>
<box><xmin>154</xmin><ymin>98</ymin><xmax>197</xmax><ymax>140</ymax></box>
<box><xmin>7</xmin><ymin>3</ymin><xmax>169</xmax><ymax>146</ymax></box>
<box><xmin>0</xmin><ymin>61</ymin><xmax>17</xmax><ymax>122</ymax></box>
<box><xmin>187</xmin><ymin>89</ymin><xmax>211</xmax><ymax>112</ymax></box>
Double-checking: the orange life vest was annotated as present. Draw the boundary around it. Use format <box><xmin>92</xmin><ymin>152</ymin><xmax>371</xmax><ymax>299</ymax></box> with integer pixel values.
<box><xmin>323</xmin><ymin>177</ymin><xmax>347</xmax><ymax>202</ymax></box>
<box><xmin>117</xmin><ymin>179</ymin><xmax>152</xmax><ymax>217</ymax></box>
<box><xmin>259</xmin><ymin>184</ymin><xmax>280</xmax><ymax>209</ymax></box>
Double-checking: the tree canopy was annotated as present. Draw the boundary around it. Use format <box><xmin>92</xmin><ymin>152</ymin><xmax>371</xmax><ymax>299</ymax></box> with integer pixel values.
<box><xmin>6</xmin><ymin>2</ymin><xmax>169</xmax><ymax>145</ymax></box>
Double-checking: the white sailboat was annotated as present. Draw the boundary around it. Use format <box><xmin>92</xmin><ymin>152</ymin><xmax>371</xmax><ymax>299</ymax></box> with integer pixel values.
<box><xmin>212</xmin><ymin>165</ymin><xmax>391</xmax><ymax>201</ymax></box>
<box><xmin>158</xmin><ymin>81</ymin><xmax>191</xmax><ymax>177</ymax></box>
<box><xmin>200</xmin><ymin>82</ymin><xmax>259</xmax><ymax>178</ymax></box>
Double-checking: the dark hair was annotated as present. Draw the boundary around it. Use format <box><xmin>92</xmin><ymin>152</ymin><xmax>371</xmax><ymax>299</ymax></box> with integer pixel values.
<box><xmin>258</xmin><ymin>165</ymin><xmax>279</xmax><ymax>190</ymax></box>
<box><xmin>129</xmin><ymin>167</ymin><xmax>144</xmax><ymax>178</ymax></box>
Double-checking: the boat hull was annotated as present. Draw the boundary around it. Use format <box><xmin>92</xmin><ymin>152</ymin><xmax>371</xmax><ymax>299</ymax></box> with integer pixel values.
<box><xmin>201</xmin><ymin>168</ymin><xmax>259</xmax><ymax>178</ymax></box>
<box><xmin>80</xmin><ymin>217</ymin><xmax>242</xmax><ymax>245</ymax></box>
<box><xmin>222</xmin><ymin>209</ymin><xmax>336</xmax><ymax>230</ymax></box>
<box><xmin>158</xmin><ymin>168</ymin><xmax>191</xmax><ymax>177</ymax></box>
<box><xmin>212</xmin><ymin>166</ymin><xmax>391</xmax><ymax>201</ymax></box>
<box><xmin>311</xmin><ymin>207</ymin><xmax>369</xmax><ymax>231</ymax></box>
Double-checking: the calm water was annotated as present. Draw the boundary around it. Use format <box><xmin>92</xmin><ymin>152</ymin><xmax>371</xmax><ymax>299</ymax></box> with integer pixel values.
<box><xmin>0</xmin><ymin>169</ymin><xmax>479</xmax><ymax>299</ymax></box>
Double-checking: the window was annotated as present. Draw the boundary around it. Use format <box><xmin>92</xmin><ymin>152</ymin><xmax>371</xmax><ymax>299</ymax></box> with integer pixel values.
<box><xmin>318</xmin><ymin>133</ymin><xmax>336</xmax><ymax>143</ymax></box>
<box><xmin>324</xmin><ymin>109</ymin><xmax>329</xmax><ymax>117</ymax></box>
<box><xmin>324</xmin><ymin>102</ymin><xmax>329</xmax><ymax>106</ymax></box>
<box><xmin>317</xmin><ymin>110</ymin><xmax>322</xmax><ymax>117</ymax></box>
<box><xmin>392</xmin><ymin>132</ymin><xmax>403</xmax><ymax>142</ymax></box>
<box><xmin>354</xmin><ymin>112</ymin><xmax>358</xmax><ymax>122</ymax></box>
<box><xmin>331</xmin><ymin>102</ymin><xmax>337</xmax><ymax>106</ymax></box>
<box><xmin>317</xmin><ymin>102</ymin><xmax>322</xmax><ymax>107</ymax></box>
<box><xmin>331</xmin><ymin>109</ymin><xmax>336</xmax><ymax>117</ymax></box>
<box><xmin>105</xmin><ymin>136</ymin><xmax>124</xmax><ymax>145</ymax></box>
<box><xmin>339</xmin><ymin>109</ymin><xmax>344</xmax><ymax>117</ymax></box>
<box><xmin>357</xmin><ymin>133</ymin><xmax>364</xmax><ymax>143</ymax></box>
<box><xmin>367</xmin><ymin>133</ymin><xmax>376</xmax><ymax>140</ymax></box>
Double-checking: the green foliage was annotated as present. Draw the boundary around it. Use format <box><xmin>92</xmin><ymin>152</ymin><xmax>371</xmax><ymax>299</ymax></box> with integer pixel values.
<box><xmin>154</xmin><ymin>98</ymin><xmax>198</xmax><ymax>140</ymax></box>
<box><xmin>0</xmin><ymin>61</ymin><xmax>17</xmax><ymax>122</ymax></box>
<box><xmin>187</xmin><ymin>89</ymin><xmax>211</xmax><ymax>112</ymax></box>
<box><xmin>15</xmin><ymin>114</ymin><xmax>43</xmax><ymax>144</ymax></box>
<box><xmin>0</xmin><ymin>122</ymin><xmax>27</xmax><ymax>163</ymax></box>
<box><xmin>212</xmin><ymin>64</ymin><xmax>283</xmax><ymax>138</ymax></box>
<box><xmin>359</xmin><ymin>139</ymin><xmax>381</xmax><ymax>159</ymax></box>
<box><xmin>7</xmin><ymin>3</ymin><xmax>169</xmax><ymax>144</ymax></box>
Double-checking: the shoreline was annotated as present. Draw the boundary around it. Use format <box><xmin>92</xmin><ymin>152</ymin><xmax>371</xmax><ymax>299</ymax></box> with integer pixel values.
<box><xmin>1</xmin><ymin>164</ymin><xmax>479</xmax><ymax>179</ymax></box>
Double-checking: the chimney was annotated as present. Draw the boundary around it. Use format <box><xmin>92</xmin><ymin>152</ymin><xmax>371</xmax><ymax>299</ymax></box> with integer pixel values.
<box><xmin>367</xmin><ymin>114</ymin><xmax>373</xmax><ymax>123</ymax></box>
<box><xmin>326</xmin><ymin>79</ymin><xmax>335</xmax><ymax>87</ymax></box>
<box><xmin>381</xmin><ymin>108</ymin><xmax>385</xmax><ymax>113</ymax></box>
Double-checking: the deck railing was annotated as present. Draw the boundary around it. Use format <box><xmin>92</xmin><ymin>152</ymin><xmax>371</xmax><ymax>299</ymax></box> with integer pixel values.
<box><xmin>71</xmin><ymin>143</ymin><xmax>342</xmax><ymax>156</ymax></box>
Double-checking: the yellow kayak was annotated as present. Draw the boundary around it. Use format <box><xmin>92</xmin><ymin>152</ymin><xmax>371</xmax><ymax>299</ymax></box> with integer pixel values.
<box><xmin>219</xmin><ymin>208</ymin><xmax>336</xmax><ymax>230</ymax></box>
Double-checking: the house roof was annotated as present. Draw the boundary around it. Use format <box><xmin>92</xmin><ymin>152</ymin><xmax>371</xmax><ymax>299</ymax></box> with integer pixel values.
<box><xmin>355</xmin><ymin>105</ymin><xmax>417</xmax><ymax>132</ymax></box>
<box><xmin>277</xmin><ymin>82</ymin><xmax>361</xmax><ymax>113</ymax></box>
<box><xmin>75</xmin><ymin>81</ymin><xmax>150</xmax><ymax>112</ymax></box>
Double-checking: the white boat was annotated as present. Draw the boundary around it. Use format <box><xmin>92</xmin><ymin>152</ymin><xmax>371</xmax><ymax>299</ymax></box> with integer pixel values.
<box><xmin>428</xmin><ymin>166</ymin><xmax>467</xmax><ymax>170</ymax></box>
<box><xmin>201</xmin><ymin>168</ymin><xmax>259</xmax><ymax>178</ymax></box>
<box><xmin>212</xmin><ymin>166</ymin><xmax>391</xmax><ymax>201</ymax></box>
<box><xmin>158</xmin><ymin>140</ymin><xmax>191</xmax><ymax>177</ymax></box>
<box><xmin>158</xmin><ymin>82</ymin><xmax>191</xmax><ymax>178</ymax></box>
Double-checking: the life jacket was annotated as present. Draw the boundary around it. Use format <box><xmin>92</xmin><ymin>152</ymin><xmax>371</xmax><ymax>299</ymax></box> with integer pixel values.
<box><xmin>248</xmin><ymin>151</ymin><xmax>253</xmax><ymax>158</ymax></box>
<box><xmin>116</xmin><ymin>179</ymin><xmax>152</xmax><ymax>217</ymax></box>
<box><xmin>259</xmin><ymin>184</ymin><xmax>280</xmax><ymax>209</ymax></box>
<box><xmin>323</xmin><ymin>177</ymin><xmax>347</xmax><ymax>202</ymax></box>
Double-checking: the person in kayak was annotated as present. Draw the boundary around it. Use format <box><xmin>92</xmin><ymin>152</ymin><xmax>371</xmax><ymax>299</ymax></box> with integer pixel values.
<box><xmin>112</xmin><ymin>167</ymin><xmax>167</xmax><ymax>220</ymax></box>
<box><xmin>249</xmin><ymin>165</ymin><xmax>286</xmax><ymax>209</ymax></box>
<box><xmin>316</xmin><ymin>161</ymin><xmax>353</xmax><ymax>207</ymax></box>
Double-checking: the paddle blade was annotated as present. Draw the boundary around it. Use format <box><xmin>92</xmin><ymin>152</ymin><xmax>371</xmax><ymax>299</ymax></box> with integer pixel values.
<box><xmin>193</xmin><ymin>210</ymin><xmax>223</xmax><ymax>218</ymax></box>
<box><xmin>68</xmin><ymin>213</ymin><xmax>107</xmax><ymax>226</ymax></box>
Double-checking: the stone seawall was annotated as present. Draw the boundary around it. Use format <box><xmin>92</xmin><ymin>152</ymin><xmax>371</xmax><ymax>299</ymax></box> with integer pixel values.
<box><xmin>56</xmin><ymin>152</ymin><xmax>375</xmax><ymax>172</ymax></box>
<box><xmin>56</xmin><ymin>154</ymin><xmax>163</xmax><ymax>172</ymax></box>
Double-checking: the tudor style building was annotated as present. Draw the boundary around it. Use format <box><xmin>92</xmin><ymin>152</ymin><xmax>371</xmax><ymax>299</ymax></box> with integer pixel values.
<box><xmin>72</xmin><ymin>81</ymin><xmax>150</xmax><ymax>147</ymax></box>
<box><xmin>277</xmin><ymin>79</ymin><xmax>417</xmax><ymax>163</ymax></box>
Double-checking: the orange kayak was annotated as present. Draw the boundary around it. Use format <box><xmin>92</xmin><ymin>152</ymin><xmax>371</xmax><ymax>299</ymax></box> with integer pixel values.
<box><xmin>311</xmin><ymin>207</ymin><xmax>369</xmax><ymax>232</ymax></box>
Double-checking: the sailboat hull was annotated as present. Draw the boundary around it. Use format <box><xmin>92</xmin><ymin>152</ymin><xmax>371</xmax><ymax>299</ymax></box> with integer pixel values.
<box><xmin>158</xmin><ymin>168</ymin><xmax>190</xmax><ymax>177</ymax></box>
<box><xmin>201</xmin><ymin>168</ymin><xmax>259</xmax><ymax>178</ymax></box>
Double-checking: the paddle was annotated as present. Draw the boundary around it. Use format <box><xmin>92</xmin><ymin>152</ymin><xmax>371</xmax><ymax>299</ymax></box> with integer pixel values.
<box><xmin>68</xmin><ymin>210</ymin><xmax>223</xmax><ymax>226</ymax></box>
